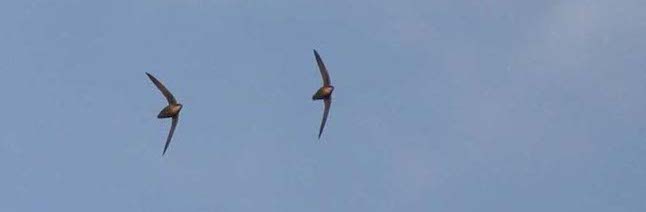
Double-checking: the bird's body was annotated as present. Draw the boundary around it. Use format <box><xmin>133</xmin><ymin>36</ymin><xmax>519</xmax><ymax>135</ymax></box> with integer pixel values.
<box><xmin>157</xmin><ymin>104</ymin><xmax>183</xmax><ymax>119</ymax></box>
<box><xmin>311</xmin><ymin>49</ymin><xmax>334</xmax><ymax>139</ymax></box>
<box><xmin>146</xmin><ymin>72</ymin><xmax>182</xmax><ymax>156</ymax></box>
<box><xmin>312</xmin><ymin>86</ymin><xmax>334</xmax><ymax>100</ymax></box>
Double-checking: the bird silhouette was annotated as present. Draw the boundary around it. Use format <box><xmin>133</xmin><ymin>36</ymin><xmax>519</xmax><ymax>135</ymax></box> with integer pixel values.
<box><xmin>311</xmin><ymin>50</ymin><xmax>334</xmax><ymax>139</ymax></box>
<box><xmin>146</xmin><ymin>72</ymin><xmax>183</xmax><ymax>156</ymax></box>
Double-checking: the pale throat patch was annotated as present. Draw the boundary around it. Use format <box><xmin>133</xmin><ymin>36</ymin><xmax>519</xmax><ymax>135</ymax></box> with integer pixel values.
<box><xmin>323</xmin><ymin>87</ymin><xmax>334</xmax><ymax>94</ymax></box>
<box><xmin>171</xmin><ymin>105</ymin><xmax>182</xmax><ymax>114</ymax></box>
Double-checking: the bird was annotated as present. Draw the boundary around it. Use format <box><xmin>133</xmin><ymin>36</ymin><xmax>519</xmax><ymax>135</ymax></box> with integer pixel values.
<box><xmin>146</xmin><ymin>72</ymin><xmax>183</xmax><ymax>156</ymax></box>
<box><xmin>311</xmin><ymin>49</ymin><xmax>334</xmax><ymax>139</ymax></box>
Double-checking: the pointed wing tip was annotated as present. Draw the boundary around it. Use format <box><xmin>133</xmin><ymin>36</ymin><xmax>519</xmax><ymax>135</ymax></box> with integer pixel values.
<box><xmin>145</xmin><ymin>72</ymin><xmax>155</xmax><ymax>80</ymax></box>
<box><xmin>318</xmin><ymin>124</ymin><xmax>325</xmax><ymax>138</ymax></box>
<box><xmin>162</xmin><ymin>144</ymin><xmax>168</xmax><ymax>156</ymax></box>
<box><xmin>162</xmin><ymin>143</ymin><xmax>170</xmax><ymax>156</ymax></box>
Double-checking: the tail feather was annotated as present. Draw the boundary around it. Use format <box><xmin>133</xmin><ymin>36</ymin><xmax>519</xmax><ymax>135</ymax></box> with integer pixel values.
<box><xmin>312</xmin><ymin>90</ymin><xmax>325</xmax><ymax>100</ymax></box>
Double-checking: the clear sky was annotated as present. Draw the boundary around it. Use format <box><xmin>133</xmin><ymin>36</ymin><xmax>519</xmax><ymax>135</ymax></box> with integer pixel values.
<box><xmin>0</xmin><ymin>0</ymin><xmax>645</xmax><ymax>211</ymax></box>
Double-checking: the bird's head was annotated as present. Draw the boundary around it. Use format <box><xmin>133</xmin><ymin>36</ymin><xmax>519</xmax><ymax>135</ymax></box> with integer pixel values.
<box><xmin>325</xmin><ymin>86</ymin><xmax>335</xmax><ymax>93</ymax></box>
<box><xmin>173</xmin><ymin>103</ymin><xmax>183</xmax><ymax>113</ymax></box>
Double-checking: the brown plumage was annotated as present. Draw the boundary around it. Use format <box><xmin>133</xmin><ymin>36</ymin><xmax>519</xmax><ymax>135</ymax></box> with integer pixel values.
<box><xmin>146</xmin><ymin>72</ymin><xmax>183</xmax><ymax>156</ymax></box>
<box><xmin>311</xmin><ymin>50</ymin><xmax>334</xmax><ymax>139</ymax></box>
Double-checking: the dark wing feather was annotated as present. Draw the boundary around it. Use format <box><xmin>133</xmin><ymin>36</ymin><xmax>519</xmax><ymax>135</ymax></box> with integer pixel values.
<box><xmin>146</xmin><ymin>72</ymin><xmax>177</xmax><ymax>104</ymax></box>
<box><xmin>318</xmin><ymin>98</ymin><xmax>331</xmax><ymax>139</ymax></box>
<box><xmin>162</xmin><ymin>115</ymin><xmax>179</xmax><ymax>156</ymax></box>
<box><xmin>313</xmin><ymin>50</ymin><xmax>331</xmax><ymax>86</ymax></box>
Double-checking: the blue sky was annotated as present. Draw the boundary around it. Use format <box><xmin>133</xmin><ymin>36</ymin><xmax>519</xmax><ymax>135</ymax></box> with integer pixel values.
<box><xmin>0</xmin><ymin>0</ymin><xmax>645</xmax><ymax>211</ymax></box>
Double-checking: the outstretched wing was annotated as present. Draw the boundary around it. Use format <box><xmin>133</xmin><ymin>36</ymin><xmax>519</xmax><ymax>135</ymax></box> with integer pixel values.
<box><xmin>318</xmin><ymin>98</ymin><xmax>331</xmax><ymax>139</ymax></box>
<box><xmin>146</xmin><ymin>72</ymin><xmax>177</xmax><ymax>104</ymax></box>
<box><xmin>162</xmin><ymin>115</ymin><xmax>179</xmax><ymax>156</ymax></box>
<box><xmin>313</xmin><ymin>49</ymin><xmax>331</xmax><ymax>86</ymax></box>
